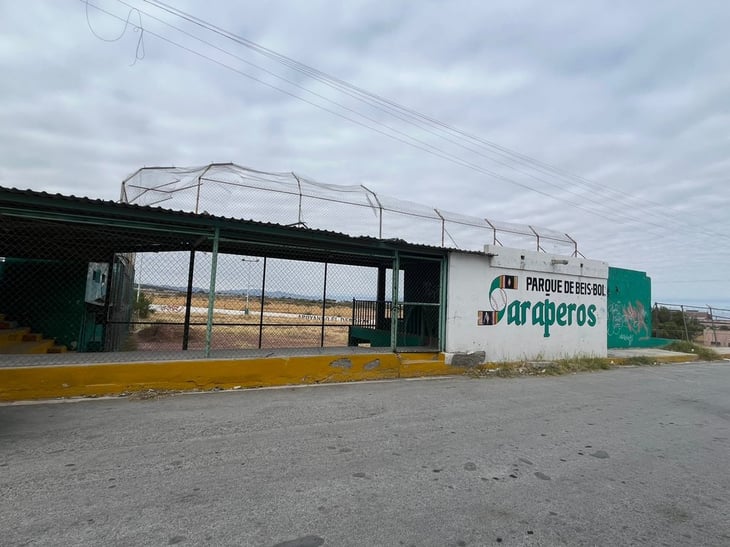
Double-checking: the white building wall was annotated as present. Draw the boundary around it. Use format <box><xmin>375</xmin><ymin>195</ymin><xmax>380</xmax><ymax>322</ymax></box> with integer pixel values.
<box><xmin>445</xmin><ymin>246</ymin><xmax>608</xmax><ymax>362</ymax></box>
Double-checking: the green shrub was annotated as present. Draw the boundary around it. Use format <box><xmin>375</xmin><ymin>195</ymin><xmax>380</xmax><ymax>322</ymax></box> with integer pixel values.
<box><xmin>652</xmin><ymin>306</ymin><xmax>703</xmax><ymax>340</ymax></box>
<box><xmin>133</xmin><ymin>292</ymin><xmax>155</xmax><ymax>319</ymax></box>
<box><xmin>663</xmin><ymin>341</ymin><xmax>721</xmax><ymax>361</ymax></box>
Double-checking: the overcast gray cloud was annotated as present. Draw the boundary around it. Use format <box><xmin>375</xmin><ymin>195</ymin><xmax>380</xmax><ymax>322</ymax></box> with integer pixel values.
<box><xmin>1</xmin><ymin>0</ymin><xmax>729</xmax><ymax>305</ymax></box>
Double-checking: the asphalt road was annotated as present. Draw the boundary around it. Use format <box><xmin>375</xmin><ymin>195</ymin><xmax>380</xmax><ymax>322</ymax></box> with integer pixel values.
<box><xmin>1</xmin><ymin>362</ymin><xmax>729</xmax><ymax>546</ymax></box>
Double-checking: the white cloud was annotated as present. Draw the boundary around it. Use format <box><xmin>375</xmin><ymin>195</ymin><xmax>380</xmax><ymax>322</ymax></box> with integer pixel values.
<box><xmin>1</xmin><ymin>0</ymin><xmax>729</xmax><ymax>304</ymax></box>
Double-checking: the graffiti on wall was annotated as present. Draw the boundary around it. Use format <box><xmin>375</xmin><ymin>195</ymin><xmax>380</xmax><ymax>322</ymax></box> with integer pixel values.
<box><xmin>607</xmin><ymin>300</ymin><xmax>648</xmax><ymax>346</ymax></box>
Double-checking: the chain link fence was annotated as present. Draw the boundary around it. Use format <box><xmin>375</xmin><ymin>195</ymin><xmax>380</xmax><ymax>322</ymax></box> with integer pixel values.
<box><xmin>653</xmin><ymin>302</ymin><xmax>730</xmax><ymax>345</ymax></box>
<box><xmin>0</xmin><ymin>215</ymin><xmax>443</xmax><ymax>362</ymax></box>
<box><xmin>119</xmin><ymin>252</ymin><xmax>441</xmax><ymax>352</ymax></box>
<box><xmin>145</xmin><ymin>256</ymin><xmax>444</xmax><ymax>353</ymax></box>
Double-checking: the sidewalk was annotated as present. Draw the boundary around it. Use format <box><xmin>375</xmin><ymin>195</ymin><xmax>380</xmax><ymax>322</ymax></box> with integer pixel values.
<box><xmin>608</xmin><ymin>345</ymin><xmax>730</xmax><ymax>362</ymax></box>
<box><xmin>607</xmin><ymin>347</ymin><xmax>697</xmax><ymax>362</ymax></box>
<box><xmin>1</xmin><ymin>345</ymin><xmax>725</xmax><ymax>403</ymax></box>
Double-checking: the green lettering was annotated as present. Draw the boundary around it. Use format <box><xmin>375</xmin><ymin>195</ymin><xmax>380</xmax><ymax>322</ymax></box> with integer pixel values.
<box><xmin>521</xmin><ymin>300</ymin><xmax>531</xmax><ymax>325</ymax></box>
<box><xmin>507</xmin><ymin>300</ymin><xmax>522</xmax><ymax>325</ymax></box>
<box><xmin>567</xmin><ymin>303</ymin><xmax>577</xmax><ymax>325</ymax></box>
<box><xmin>587</xmin><ymin>304</ymin><xmax>597</xmax><ymax>327</ymax></box>
<box><xmin>501</xmin><ymin>299</ymin><xmax>598</xmax><ymax>330</ymax></box>
<box><xmin>543</xmin><ymin>299</ymin><xmax>555</xmax><ymax>337</ymax></box>
<box><xmin>556</xmin><ymin>303</ymin><xmax>568</xmax><ymax>326</ymax></box>
<box><xmin>532</xmin><ymin>301</ymin><xmax>545</xmax><ymax>326</ymax></box>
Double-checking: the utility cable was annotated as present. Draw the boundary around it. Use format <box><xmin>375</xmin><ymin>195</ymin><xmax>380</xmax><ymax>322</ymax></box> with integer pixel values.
<box><xmin>87</xmin><ymin>0</ymin><xmax>730</xmax><ymax>248</ymax></box>
<box><xmin>84</xmin><ymin>0</ymin><xmax>145</xmax><ymax>64</ymax></box>
<box><xmin>140</xmin><ymin>0</ymin><xmax>728</xmax><ymax>242</ymax></box>
<box><xmin>99</xmin><ymin>0</ymin><xmax>716</xmax><ymax>240</ymax></box>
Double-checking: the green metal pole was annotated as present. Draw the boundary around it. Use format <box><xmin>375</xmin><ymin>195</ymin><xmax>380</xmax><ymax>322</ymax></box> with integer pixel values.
<box><xmin>439</xmin><ymin>255</ymin><xmax>448</xmax><ymax>352</ymax></box>
<box><xmin>204</xmin><ymin>227</ymin><xmax>220</xmax><ymax>358</ymax></box>
<box><xmin>258</xmin><ymin>257</ymin><xmax>267</xmax><ymax>349</ymax></box>
<box><xmin>390</xmin><ymin>251</ymin><xmax>400</xmax><ymax>352</ymax></box>
<box><xmin>320</xmin><ymin>262</ymin><xmax>328</xmax><ymax>347</ymax></box>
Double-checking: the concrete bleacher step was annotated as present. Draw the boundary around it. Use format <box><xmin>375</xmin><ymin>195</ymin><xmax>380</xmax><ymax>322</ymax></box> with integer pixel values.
<box><xmin>0</xmin><ymin>339</ymin><xmax>55</xmax><ymax>354</ymax></box>
<box><xmin>21</xmin><ymin>332</ymin><xmax>44</xmax><ymax>342</ymax></box>
<box><xmin>0</xmin><ymin>314</ymin><xmax>66</xmax><ymax>354</ymax></box>
<box><xmin>47</xmin><ymin>345</ymin><xmax>68</xmax><ymax>354</ymax></box>
<box><xmin>0</xmin><ymin>327</ymin><xmax>32</xmax><ymax>346</ymax></box>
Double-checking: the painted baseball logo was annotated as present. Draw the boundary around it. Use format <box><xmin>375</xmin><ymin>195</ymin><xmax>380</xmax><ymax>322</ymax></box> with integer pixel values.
<box><xmin>477</xmin><ymin>275</ymin><xmax>517</xmax><ymax>326</ymax></box>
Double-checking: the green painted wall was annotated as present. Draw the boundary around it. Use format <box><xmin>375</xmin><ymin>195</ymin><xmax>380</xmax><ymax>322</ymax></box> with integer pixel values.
<box><xmin>607</xmin><ymin>267</ymin><xmax>659</xmax><ymax>348</ymax></box>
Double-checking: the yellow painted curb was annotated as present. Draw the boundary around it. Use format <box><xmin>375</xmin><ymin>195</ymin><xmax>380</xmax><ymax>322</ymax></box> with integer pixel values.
<box><xmin>0</xmin><ymin>352</ymin><xmax>453</xmax><ymax>402</ymax></box>
<box><xmin>0</xmin><ymin>351</ymin><xmax>704</xmax><ymax>402</ymax></box>
<box><xmin>398</xmin><ymin>352</ymin><xmax>451</xmax><ymax>378</ymax></box>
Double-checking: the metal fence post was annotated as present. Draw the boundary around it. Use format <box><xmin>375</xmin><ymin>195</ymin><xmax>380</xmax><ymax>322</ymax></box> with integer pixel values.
<box><xmin>390</xmin><ymin>251</ymin><xmax>400</xmax><ymax>352</ymax></box>
<box><xmin>434</xmin><ymin>209</ymin><xmax>445</xmax><ymax>247</ymax></box>
<box><xmin>529</xmin><ymin>225</ymin><xmax>540</xmax><ymax>252</ymax></box>
<box><xmin>439</xmin><ymin>256</ymin><xmax>448</xmax><ymax>352</ymax></box>
<box><xmin>101</xmin><ymin>254</ymin><xmax>115</xmax><ymax>351</ymax></box>
<box><xmin>258</xmin><ymin>257</ymin><xmax>267</xmax><ymax>349</ymax></box>
<box><xmin>484</xmin><ymin>218</ymin><xmax>497</xmax><ymax>245</ymax></box>
<box><xmin>320</xmin><ymin>262</ymin><xmax>328</xmax><ymax>347</ymax></box>
<box><xmin>204</xmin><ymin>227</ymin><xmax>220</xmax><ymax>357</ymax></box>
<box><xmin>361</xmin><ymin>185</ymin><xmax>383</xmax><ymax>239</ymax></box>
<box><xmin>680</xmin><ymin>304</ymin><xmax>689</xmax><ymax>341</ymax></box>
<box><xmin>182</xmin><ymin>250</ymin><xmax>195</xmax><ymax>350</ymax></box>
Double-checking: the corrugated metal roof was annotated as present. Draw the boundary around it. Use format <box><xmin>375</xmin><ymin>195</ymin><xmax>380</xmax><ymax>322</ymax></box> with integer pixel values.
<box><xmin>0</xmin><ymin>186</ymin><xmax>480</xmax><ymax>259</ymax></box>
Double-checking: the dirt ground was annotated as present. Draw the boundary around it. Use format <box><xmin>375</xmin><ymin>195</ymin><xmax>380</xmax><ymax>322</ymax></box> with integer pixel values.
<box><xmin>152</xmin><ymin>291</ymin><xmax>352</xmax><ymax>318</ymax></box>
<box><xmin>130</xmin><ymin>291</ymin><xmax>351</xmax><ymax>351</ymax></box>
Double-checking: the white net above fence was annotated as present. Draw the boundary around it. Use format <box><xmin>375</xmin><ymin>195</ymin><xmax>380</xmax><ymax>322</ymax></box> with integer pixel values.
<box><xmin>120</xmin><ymin>163</ymin><xmax>579</xmax><ymax>255</ymax></box>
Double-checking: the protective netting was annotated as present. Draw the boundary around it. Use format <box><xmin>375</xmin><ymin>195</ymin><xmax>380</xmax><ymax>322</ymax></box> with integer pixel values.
<box><xmin>0</xmin><ymin>205</ymin><xmax>441</xmax><ymax>361</ymax></box>
<box><xmin>121</xmin><ymin>163</ymin><xmax>579</xmax><ymax>255</ymax></box>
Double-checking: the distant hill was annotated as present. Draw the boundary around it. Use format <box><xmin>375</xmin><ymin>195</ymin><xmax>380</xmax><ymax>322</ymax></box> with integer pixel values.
<box><xmin>139</xmin><ymin>284</ymin><xmax>374</xmax><ymax>302</ymax></box>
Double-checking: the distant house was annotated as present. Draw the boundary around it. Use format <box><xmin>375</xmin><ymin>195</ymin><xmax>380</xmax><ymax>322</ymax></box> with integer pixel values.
<box><xmin>703</xmin><ymin>327</ymin><xmax>730</xmax><ymax>347</ymax></box>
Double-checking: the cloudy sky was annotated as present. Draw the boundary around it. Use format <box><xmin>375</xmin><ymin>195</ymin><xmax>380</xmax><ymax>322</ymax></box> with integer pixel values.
<box><xmin>1</xmin><ymin>1</ymin><xmax>729</xmax><ymax>306</ymax></box>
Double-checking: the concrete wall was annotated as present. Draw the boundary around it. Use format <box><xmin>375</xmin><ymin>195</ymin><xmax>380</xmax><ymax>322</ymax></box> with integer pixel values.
<box><xmin>703</xmin><ymin>328</ymin><xmax>730</xmax><ymax>347</ymax></box>
<box><xmin>445</xmin><ymin>246</ymin><xmax>608</xmax><ymax>362</ymax></box>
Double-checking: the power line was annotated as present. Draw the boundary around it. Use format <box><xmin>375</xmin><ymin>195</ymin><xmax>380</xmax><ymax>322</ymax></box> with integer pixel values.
<box><xmin>139</xmin><ymin>0</ymin><xmax>730</xmax><ymax>244</ymax></box>
<box><xmin>86</xmin><ymin>0</ymin><xmax>730</xmax><ymax>247</ymax></box>
<box><xmin>653</xmin><ymin>279</ymin><xmax>727</xmax><ymax>284</ymax></box>
<box><xmin>83</xmin><ymin>0</ymin><xmax>145</xmax><ymax>64</ymax></box>
<box><xmin>84</xmin><ymin>0</ymin><xmax>650</xmax><ymax>229</ymax></box>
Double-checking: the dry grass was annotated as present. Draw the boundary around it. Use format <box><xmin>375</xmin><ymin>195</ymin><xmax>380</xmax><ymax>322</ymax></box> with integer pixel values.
<box><xmin>662</xmin><ymin>341</ymin><xmax>722</xmax><ymax>361</ymax></box>
<box><xmin>129</xmin><ymin>290</ymin><xmax>353</xmax><ymax>350</ymax></box>
<box><xmin>466</xmin><ymin>356</ymin><xmax>658</xmax><ymax>379</ymax></box>
<box><xmin>151</xmin><ymin>291</ymin><xmax>352</xmax><ymax>318</ymax></box>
